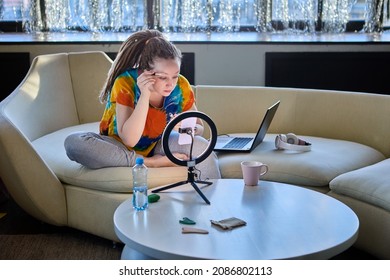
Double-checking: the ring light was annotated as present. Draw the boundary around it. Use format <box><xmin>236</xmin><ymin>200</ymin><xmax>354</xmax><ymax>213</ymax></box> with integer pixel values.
<box><xmin>152</xmin><ymin>111</ymin><xmax>218</xmax><ymax>204</ymax></box>
<box><xmin>162</xmin><ymin>111</ymin><xmax>217</xmax><ymax>166</ymax></box>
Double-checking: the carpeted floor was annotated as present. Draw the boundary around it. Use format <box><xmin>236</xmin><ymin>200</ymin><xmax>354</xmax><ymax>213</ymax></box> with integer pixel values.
<box><xmin>0</xmin><ymin>180</ymin><xmax>123</xmax><ymax>260</ymax></box>
<box><xmin>0</xmin><ymin>232</ymin><xmax>123</xmax><ymax>260</ymax></box>
<box><xmin>0</xmin><ymin>178</ymin><xmax>377</xmax><ymax>260</ymax></box>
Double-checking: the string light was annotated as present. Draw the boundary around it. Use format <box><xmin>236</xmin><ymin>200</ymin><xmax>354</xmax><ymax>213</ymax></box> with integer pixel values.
<box><xmin>15</xmin><ymin>0</ymin><xmax>382</xmax><ymax>34</ymax></box>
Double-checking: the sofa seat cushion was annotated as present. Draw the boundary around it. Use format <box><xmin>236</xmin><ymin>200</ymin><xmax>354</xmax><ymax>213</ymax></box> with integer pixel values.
<box><xmin>32</xmin><ymin>122</ymin><xmax>188</xmax><ymax>193</ymax></box>
<box><xmin>330</xmin><ymin>159</ymin><xmax>390</xmax><ymax>212</ymax></box>
<box><xmin>217</xmin><ymin>134</ymin><xmax>385</xmax><ymax>188</ymax></box>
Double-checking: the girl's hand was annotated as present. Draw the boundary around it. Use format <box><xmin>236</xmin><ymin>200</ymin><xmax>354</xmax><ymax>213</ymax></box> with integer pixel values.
<box><xmin>169</xmin><ymin>114</ymin><xmax>182</xmax><ymax>132</ymax></box>
<box><xmin>137</xmin><ymin>70</ymin><xmax>156</xmax><ymax>97</ymax></box>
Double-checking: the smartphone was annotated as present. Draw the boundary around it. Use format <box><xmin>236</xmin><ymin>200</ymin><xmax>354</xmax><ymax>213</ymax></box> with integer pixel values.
<box><xmin>178</xmin><ymin>117</ymin><xmax>197</xmax><ymax>145</ymax></box>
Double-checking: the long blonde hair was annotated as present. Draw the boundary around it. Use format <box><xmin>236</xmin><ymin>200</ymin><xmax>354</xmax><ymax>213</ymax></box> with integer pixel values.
<box><xmin>99</xmin><ymin>29</ymin><xmax>182</xmax><ymax>103</ymax></box>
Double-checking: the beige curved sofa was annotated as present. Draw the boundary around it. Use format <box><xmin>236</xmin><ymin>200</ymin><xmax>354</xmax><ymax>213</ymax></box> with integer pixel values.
<box><xmin>1</xmin><ymin>51</ymin><xmax>390</xmax><ymax>259</ymax></box>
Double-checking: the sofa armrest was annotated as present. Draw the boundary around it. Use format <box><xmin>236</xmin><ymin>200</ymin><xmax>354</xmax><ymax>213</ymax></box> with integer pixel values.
<box><xmin>0</xmin><ymin>115</ymin><xmax>67</xmax><ymax>225</ymax></box>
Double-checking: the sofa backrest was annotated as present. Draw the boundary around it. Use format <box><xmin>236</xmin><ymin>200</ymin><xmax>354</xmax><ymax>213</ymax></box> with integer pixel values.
<box><xmin>2</xmin><ymin>51</ymin><xmax>112</xmax><ymax>142</ymax></box>
<box><xmin>68</xmin><ymin>51</ymin><xmax>112</xmax><ymax>124</ymax></box>
<box><xmin>195</xmin><ymin>85</ymin><xmax>390</xmax><ymax>157</ymax></box>
<box><xmin>3</xmin><ymin>53</ymin><xmax>79</xmax><ymax>141</ymax></box>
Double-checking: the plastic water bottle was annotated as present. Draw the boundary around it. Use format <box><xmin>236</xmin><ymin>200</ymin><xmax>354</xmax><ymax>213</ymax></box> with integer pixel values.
<box><xmin>132</xmin><ymin>157</ymin><xmax>148</xmax><ymax>211</ymax></box>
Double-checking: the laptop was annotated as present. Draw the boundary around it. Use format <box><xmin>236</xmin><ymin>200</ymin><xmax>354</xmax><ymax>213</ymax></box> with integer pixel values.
<box><xmin>213</xmin><ymin>100</ymin><xmax>280</xmax><ymax>152</ymax></box>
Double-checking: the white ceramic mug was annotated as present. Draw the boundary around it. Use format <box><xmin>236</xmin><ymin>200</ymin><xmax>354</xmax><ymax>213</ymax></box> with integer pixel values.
<box><xmin>241</xmin><ymin>161</ymin><xmax>269</xmax><ymax>186</ymax></box>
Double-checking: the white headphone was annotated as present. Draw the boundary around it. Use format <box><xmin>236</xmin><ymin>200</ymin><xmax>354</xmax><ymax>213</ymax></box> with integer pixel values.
<box><xmin>275</xmin><ymin>133</ymin><xmax>312</xmax><ymax>152</ymax></box>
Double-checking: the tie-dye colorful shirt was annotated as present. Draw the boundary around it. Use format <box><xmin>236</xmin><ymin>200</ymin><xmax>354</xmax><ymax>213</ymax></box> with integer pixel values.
<box><xmin>100</xmin><ymin>68</ymin><xmax>195</xmax><ymax>156</ymax></box>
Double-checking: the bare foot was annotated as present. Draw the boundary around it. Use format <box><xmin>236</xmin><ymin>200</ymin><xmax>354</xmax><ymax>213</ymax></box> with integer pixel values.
<box><xmin>143</xmin><ymin>153</ymin><xmax>189</xmax><ymax>167</ymax></box>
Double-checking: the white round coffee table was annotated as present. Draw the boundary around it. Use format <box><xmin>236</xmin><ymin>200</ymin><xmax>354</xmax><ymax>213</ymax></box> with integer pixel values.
<box><xmin>114</xmin><ymin>179</ymin><xmax>359</xmax><ymax>260</ymax></box>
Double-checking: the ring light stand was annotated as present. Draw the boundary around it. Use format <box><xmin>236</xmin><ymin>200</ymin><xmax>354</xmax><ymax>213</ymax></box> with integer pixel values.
<box><xmin>152</xmin><ymin>111</ymin><xmax>217</xmax><ymax>204</ymax></box>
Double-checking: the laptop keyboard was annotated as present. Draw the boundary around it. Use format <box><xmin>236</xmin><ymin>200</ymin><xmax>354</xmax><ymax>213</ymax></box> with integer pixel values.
<box><xmin>223</xmin><ymin>137</ymin><xmax>253</xmax><ymax>149</ymax></box>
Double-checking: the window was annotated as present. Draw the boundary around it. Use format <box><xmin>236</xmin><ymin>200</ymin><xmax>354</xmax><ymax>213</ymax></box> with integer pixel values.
<box><xmin>0</xmin><ymin>0</ymin><xmax>388</xmax><ymax>33</ymax></box>
<box><xmin>1</xmin><ymin>0</ymin><xmax>23</xmax><ymax>20</ymax></box>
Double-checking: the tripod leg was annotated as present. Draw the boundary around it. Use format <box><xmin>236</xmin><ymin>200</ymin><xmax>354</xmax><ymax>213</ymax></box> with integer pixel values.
<box><xmin>190</xmin><ymin>182</ymin><xmax>211</xmax><ymax>204</ymax></box>
<box><xmin>152</xmin><ymin>181</ymin><xmax>189</xmax><ymax>193</ymax></box>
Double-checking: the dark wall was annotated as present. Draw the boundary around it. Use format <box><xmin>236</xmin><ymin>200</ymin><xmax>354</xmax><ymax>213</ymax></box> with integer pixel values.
<box><xmin>2</xmin><ymin>51</ymin><xmax>389</xmax><ymax>102</ymax></box>
<box><xmin>265</xmin><ymin>52</ymin><xmax>390</xmax><ymax>95</ymax></box>
<box><xmin>0</xmin><ymin>53</ymin><xmax>30</xmax><ymax>101</ymax></box>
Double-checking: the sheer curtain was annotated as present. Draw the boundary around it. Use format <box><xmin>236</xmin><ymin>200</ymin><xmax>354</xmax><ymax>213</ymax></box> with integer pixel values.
<box><xmin>364</xmin><ymin>0</ymin><xmax>389</xmax><ymax>32</ymax></box>
<box><xmin>3</xmin><ymin>0</ymin><xmax>389</xmax><ymax>33</ymax></box>
<box><xmin>21</xmin><ymin>0</ymin><xmax>145</xmax><ymax>32</ymax></box>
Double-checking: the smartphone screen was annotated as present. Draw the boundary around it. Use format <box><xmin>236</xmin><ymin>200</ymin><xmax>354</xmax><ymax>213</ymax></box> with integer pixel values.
<box><xmin>178</xmin><ymin>117</ymin><xmax>197</xmax><ymax>145</ymax></box>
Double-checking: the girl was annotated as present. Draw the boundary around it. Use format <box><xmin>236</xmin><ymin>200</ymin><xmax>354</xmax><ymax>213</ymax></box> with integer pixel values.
<box><xmin>64</xmin><ymin>30</ymin><xmax>221</xmax><ymax>180</ymax></box>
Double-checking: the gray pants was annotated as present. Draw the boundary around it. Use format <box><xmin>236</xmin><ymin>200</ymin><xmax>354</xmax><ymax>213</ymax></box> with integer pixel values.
<box><xmin>64</xmin><ymin>131</ymin><xmax>221</xmax><ymax>180</ymax></box>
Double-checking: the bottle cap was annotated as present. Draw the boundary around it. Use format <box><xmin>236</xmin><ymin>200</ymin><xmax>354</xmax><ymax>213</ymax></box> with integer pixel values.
<box><xmin>135</xmin><ymin>157</ymin><xmax>144</xmax><ymax>165</ymax></box>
